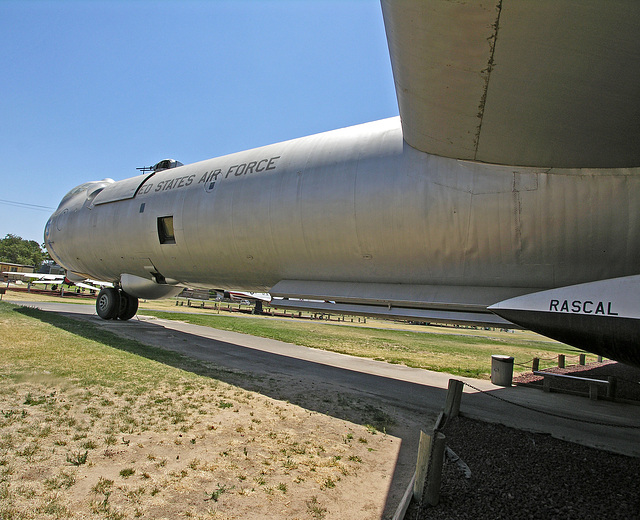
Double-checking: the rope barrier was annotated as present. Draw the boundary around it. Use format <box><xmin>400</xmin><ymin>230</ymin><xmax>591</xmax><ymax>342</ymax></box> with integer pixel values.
<box><xmin>513</xmin><ymin>357</ymin><xmax>534</xmax><ymax>368</ymax></box>
<box><xmin>461</xmin><ymin>381</ymin><xmax>640</xmax><ymax>430</ymax></box>
<box><xmin>514</xmin><ymin>354</ymin><xmax>609</xmax><ymax>371</ymax></box>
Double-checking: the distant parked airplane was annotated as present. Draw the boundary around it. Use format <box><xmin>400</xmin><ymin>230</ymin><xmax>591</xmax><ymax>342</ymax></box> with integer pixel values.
<box><xmin>3</xmin><ymin>272</ymin><xmax>113</xmax><ymax>293</ymax></box>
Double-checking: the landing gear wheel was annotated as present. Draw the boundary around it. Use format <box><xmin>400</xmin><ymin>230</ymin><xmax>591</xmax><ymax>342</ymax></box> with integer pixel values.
<box><xmin>96</xmin><ymin>287</ymin><xmax>120</xmax><ymax>319</ymax></box>
<box><xmin>117</xmin><ymin>291</ymin><xmax>139</xmax><ymax>321</ymax></box>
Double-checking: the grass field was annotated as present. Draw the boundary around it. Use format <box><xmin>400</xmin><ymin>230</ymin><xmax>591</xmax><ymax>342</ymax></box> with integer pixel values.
<box><xmin>137</xmin><ymin>310</ymin><xmax>594</xmax><ymax>378</ymax></box>
<box><xmin>3</xmin><ymin>287</ymin><xmax>595</xmax><ymax>378</ymax></box>
<box><xmin>0</xmin><ymin>301</ymin><xmax>399</xmax><ymax>519</ymax></box>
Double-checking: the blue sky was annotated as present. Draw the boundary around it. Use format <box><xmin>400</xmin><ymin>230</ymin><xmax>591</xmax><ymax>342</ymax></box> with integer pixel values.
<box><xmin>0</xmin><ymin>0</ymin><xmax>398</xmax><ymax>243</ymax></box>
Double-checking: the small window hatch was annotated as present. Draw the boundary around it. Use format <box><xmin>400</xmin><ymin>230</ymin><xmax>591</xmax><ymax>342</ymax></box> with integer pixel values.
<box><xmin>157</xmin><ymin>216</ymin><xmax>175</xmax><ymax>244</ymax></box>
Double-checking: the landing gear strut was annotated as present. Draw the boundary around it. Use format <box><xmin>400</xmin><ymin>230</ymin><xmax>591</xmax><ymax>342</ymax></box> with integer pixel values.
<box><xmin>96</xmin><ymin>287</ymin><xmax>139</xmax><ymax>320</ymax></box>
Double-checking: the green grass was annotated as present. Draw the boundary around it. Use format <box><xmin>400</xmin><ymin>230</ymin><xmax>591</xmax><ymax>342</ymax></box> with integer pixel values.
<box><xmin>6</xmin><ymin>292</ymin><xmax>593</xmax><ymax>377</ymax></box>
<box><xmin>0</xmin><ymin>302</ymin><xmax>220</xmax><ymax>391</ymax></box>
<box><xmin>138</xmin><ymin>310</ymin><xmax>590</xmax><ymax>378</ymax></box>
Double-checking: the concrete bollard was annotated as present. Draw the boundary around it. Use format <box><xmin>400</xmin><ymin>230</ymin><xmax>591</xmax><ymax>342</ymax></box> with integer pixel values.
<box><xmin>491</xmin><ymin>355</ymin><xmax>514</xmax><ymax>386</ymax></box>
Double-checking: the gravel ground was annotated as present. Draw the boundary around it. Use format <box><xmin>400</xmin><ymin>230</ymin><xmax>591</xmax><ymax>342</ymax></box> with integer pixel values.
<box><xmin>410</xmin><ymin>415</ymin><xmax>640</xmax><ymax>520</ymax></box>
<box><xmin>410</xmin><ymin>362</ymin><xmax>640</xmax><ymax>519</ymax></box>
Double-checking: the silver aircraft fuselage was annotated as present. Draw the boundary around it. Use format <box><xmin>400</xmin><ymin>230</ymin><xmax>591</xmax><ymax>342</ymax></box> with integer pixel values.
<box><xmin>46</xmin><ymin>117</ymin><xmax>639</xmax><ymax>291</ymax></box>
<box><xmin>44</xmin><ymin>0</ymin><xmax>640</xmax><ymax>367</ymax></box>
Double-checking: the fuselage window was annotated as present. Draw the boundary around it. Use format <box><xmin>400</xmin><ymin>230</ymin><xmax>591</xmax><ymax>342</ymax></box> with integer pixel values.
<box><xmin>157</xmin><ymin>216</ymin><xmax>175</xmax><ymax>244</ymax></box>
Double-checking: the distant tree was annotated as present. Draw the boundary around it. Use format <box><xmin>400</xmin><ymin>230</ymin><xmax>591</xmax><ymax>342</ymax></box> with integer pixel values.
<box><xmin>0</xmin><ymin>234</ymin><xmax>50</xmax><ymax>267</ymax></box>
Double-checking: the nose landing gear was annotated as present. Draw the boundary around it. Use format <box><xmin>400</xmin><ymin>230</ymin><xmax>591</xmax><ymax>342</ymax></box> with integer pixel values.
<box><xmin>96</xmin><ymin>287</ymin><xmax>139</xmax><ymax>320</ymax></box>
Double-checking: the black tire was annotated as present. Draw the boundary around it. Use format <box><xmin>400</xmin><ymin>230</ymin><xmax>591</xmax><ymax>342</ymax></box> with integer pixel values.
<box><xmin>96</xmin><ymin>287</ymin><xmax>120</xmax><ymax>319</ymax></box>
<box><xmin>117</xmin><ymin>291</ymin><xmax>139</xmax><ymax>321</ymax></box>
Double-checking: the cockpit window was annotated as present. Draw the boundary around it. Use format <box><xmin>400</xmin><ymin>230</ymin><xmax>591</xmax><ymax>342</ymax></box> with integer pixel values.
<box><xmin>58</xmin><ymin>179</ymin><xmax>115</xmax><ymax>210</ymax></box>
<box><xmin>62</xmin><ymin>183</ymin><xmax>94</xmax><ymax>200</ymax></box>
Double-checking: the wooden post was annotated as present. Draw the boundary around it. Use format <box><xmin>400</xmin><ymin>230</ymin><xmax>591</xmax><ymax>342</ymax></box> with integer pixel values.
<box><xmin>444</xmin><ymin>379</ymin><xmax>464</xmax><ymax>420</ymax></box>
<box><xmin>607</xmin><ymin>376</ymin><xmax>617</xmax><ymax>399</ymax></box>
<box><xmin>424</xmin><ymin>432</ymin><xmax>446</xmax><ymax>506</ymax></box>
<box><xmin>579</xmin><ymin>354</ymin><xmax>586</xmax><ymax>365</ymax></box>
<box><xmin>413</xmin><ymin>431</ymin><xmax>432</xmax><ymax>502</ymax></box>
<box><xmin>558</xmin><ymin>354</ymin><xmax>565</xmax><ymax>368</ymax></box>
<box><xmin>532</xmin><ymin>357</ymin><xmax>539</xmax><ymax>372</ymax></box>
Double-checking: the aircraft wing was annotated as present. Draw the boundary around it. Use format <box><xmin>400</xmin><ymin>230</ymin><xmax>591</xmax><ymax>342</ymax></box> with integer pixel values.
<box><xmin>3</xmin><ymin>272</ymin><xmax>65</xmax><ymax>281</ymax></box>
<box><xmin>381</xmin><ymin>0</ymin><xmax>640</xmax><ymax>168</ymax></box>
<box><xmin>86</xmin><ymin>280</ymin><xmax>114</xmax><ymax>287</ymax></box>
<box><xmin>3</xmin><ymin>271</ymin><xmax>112</xmax><ymax>291</ymax></box>
<box><xmin>227</xmin><ymin>291</ymin><xmax>272</xmax><ymax>303</ymax></box>
<box><xmin>75</xmin><ymin>282</ymin><xmax>101</xmax><ymax>292</ymax></box>
<box><xmin>269</xmin><ymin>280</ymin><xmax>537</xmax><ymax>328</ymax></box>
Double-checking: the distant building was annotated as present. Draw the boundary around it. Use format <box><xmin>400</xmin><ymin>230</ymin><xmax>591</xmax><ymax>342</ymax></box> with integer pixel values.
<box><xmin>39</xmin><ymin>261</ymin><xmax>65</xmax><ymax>276</ymax></box>
<box><xmin>1</xmin><ymin>262</ymin><xmax>35</xmax><ymax>282</ymax></box>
